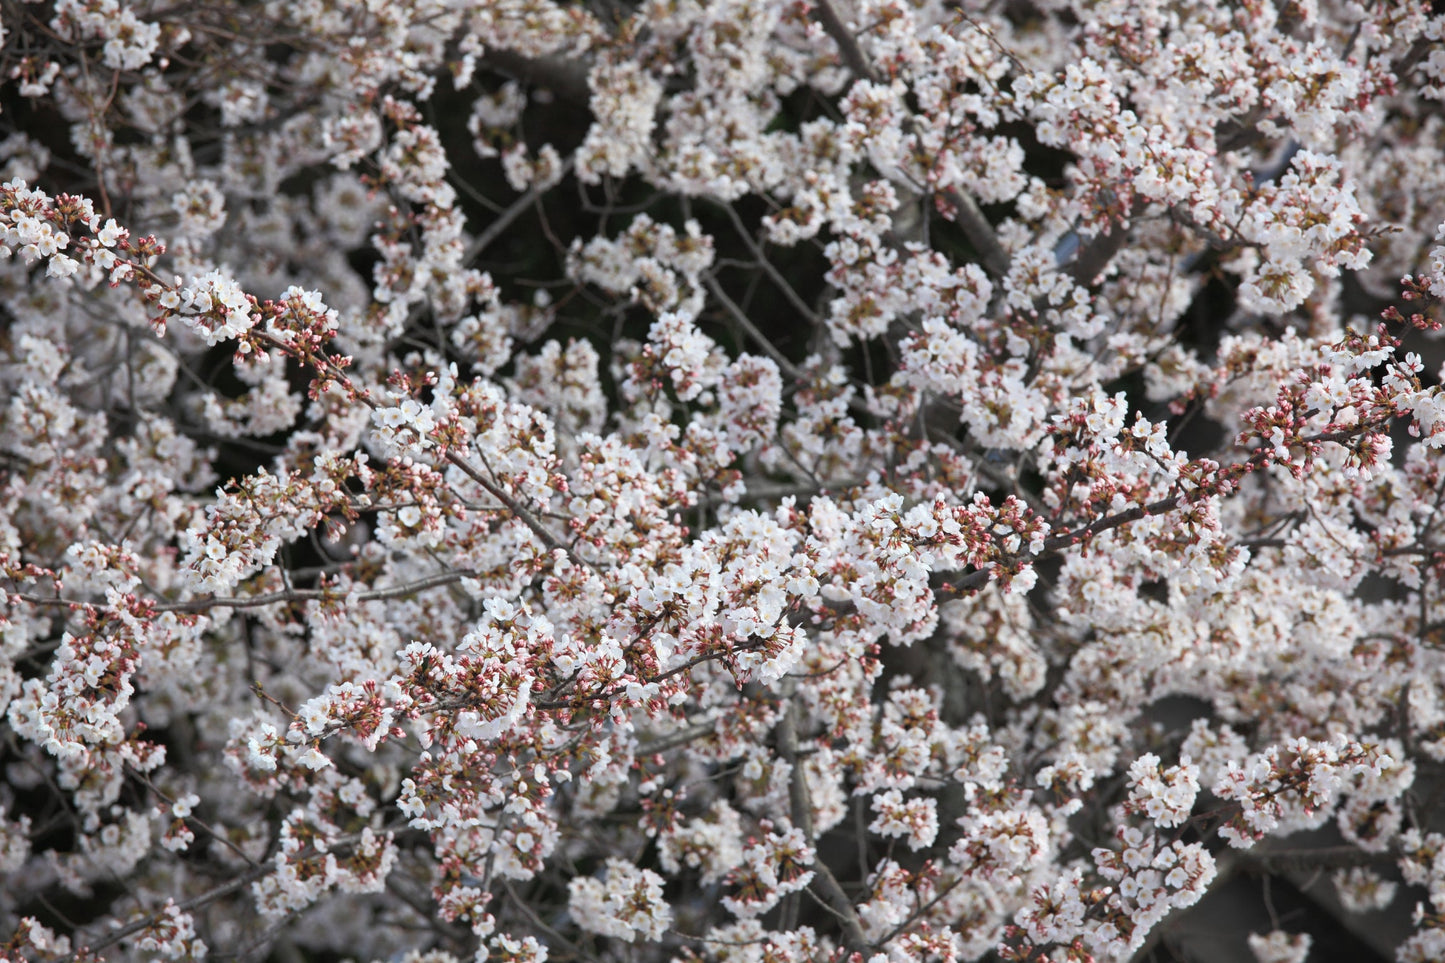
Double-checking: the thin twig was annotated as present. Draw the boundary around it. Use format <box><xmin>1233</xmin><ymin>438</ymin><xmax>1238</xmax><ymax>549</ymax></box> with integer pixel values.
<box><xmin>464</xmin><ymin>158</ymin><xmax>576</xmax><ymax>266</ymax></box>
<box><xmin>441</xmin><ymin>450</ymin><xmax>600</xmax><ymax>574</ymax></box>
<box><xmin>717</xmin><ymin>201</ymin><xmax>823</xmax><ymax>326</ymax></box>
<box><xmin>69</xmin><ymin>867</ymin><xmax>267</xmax><ymax>960</ymax></box>
<box><xmin>703</xmin><ymin>275</ymin><xmax>806</xmax><ymax>382</ymax></box>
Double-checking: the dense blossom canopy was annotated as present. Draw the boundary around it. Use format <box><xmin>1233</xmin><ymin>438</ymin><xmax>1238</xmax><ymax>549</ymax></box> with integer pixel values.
<box><xmin>3</xmin><ymin>0</ymin><xmax>1445</xmax><ymax>961</ymax></box>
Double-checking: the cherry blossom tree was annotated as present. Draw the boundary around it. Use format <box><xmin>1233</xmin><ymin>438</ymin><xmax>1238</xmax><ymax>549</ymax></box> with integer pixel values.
<box><xmin>2</xmin><ymin>0</ymin><xmax>1445</xmax><ymax>960</ymax></box>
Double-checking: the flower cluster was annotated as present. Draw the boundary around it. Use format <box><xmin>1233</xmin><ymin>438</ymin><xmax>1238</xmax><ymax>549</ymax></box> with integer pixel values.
<box><xmin>568</xmin><ymin>859</ymin><xmax>672</xmax><ymax>942</ymax></box>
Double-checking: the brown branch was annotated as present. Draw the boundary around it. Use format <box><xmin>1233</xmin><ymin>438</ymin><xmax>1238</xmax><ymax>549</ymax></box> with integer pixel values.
<box><xmin>718</xmin><ymin>200</ymin><xmax>823</xmax><ymax>327</ymax></box>
<box><xmin>812</xmin><ymin>0</ymin><xmax>877</xmax><ymax>82</ymax></box>
<box><xmin>501</xmin><ymin>877</ymin><xmax>589</xmax><ymax>959</ymax></box>
<box><xmin>942</xmin><ymin>423</ymin><xmax>1384</xmax><ymax>591</ymax></box>
<box><xmin>129</xmin><ymin>769</ymin><xmax>260</xmax><ymax>869</ymax></box>
<box><xmin>154</xmin><ymin>570</ymin><xmax>474</xmax><ymax>613</ymax></box>
<box><xmin>465</xmin><ymin>157</ymin><xmax>577</xmax><ymax>266</ymax></box>
<box><xmin>15</xmin><ymin>570</ymin><xmax>476</xmax><ymax>618</ymax></box>
<box><xmin>637</xmin><ymin>721</ymin><xmax>719</xmax><ymax>756</ymax></box>
<box><xmin>809</xmin><ymin>859</ymin><xmax>870</xmax><ymax>954</ymax></box>
<box><xmin>778</xmin><ymin>698</ymin><xmax>871</xmax><ymax>954</ymax></box>
<box><xmin>941</xmin><ymin>188</ymin><xmax>1012</xmax><ymax>277</ymax></box>
<box><xmin>1068</xmin><ymin>226</ymin><xmax>1128</xmax><ymax>286</ymax></box>
<box><xmin>811</xmin><ymin>0</ymin><xmax>1009</xmax><ymax>278</ymax></box>
<box><xmin>941</xmin><ymin>492</ymin><xmax>1189</xmax><ymax>593</ymax></box>
<box><xmin>704</xmin><ymin>274</ymin><xmax>807</xmax><ymax>383</ymax></box>
<box><xmin>68</xmin><ymin>867</ymin><xmax>267</xmax><ymax>961</ymax></box>
<box><xmin>440</xmin><ymin>450</ymin><xmax>599</xmax><ymax>575</ymax></box>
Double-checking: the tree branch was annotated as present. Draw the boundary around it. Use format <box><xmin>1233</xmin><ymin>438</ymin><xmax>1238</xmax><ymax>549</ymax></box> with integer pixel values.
<box><xmin>812</xmin><ymin>0</ymin><xmax>876</xmax><ymax>82</ymax></box>
<box><xmin>778</xmin><ymin>697</ymin><xmax>871</xmax><ymax>955</ymax></box>
<box><xmin>811</xmin><ymin>0</ymin><xmax>1010</xmax><ymax>278</ymax></box>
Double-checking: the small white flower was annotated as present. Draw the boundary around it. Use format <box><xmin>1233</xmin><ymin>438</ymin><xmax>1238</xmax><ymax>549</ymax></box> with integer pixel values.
<box><xmin>298</xmin><ymin>746</ymin><xmax>331</xmax><ymax>770</ymax></box>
